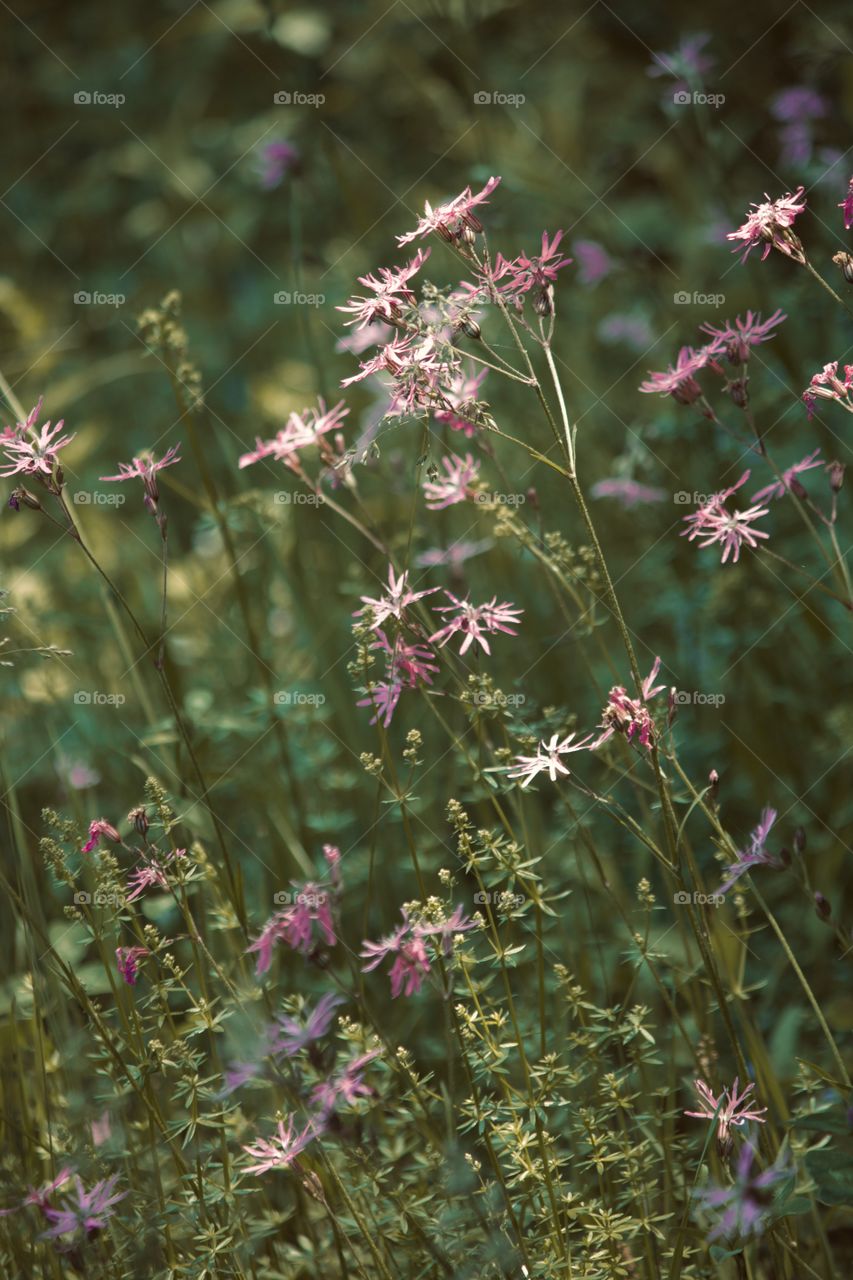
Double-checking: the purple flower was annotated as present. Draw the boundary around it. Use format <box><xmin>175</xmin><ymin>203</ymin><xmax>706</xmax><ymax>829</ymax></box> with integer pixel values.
<box><xmin>433</xmin><ymin>367</ymin><xmax>489</xmax><ymax>437</ymax></box>
<box><xmin>572</xmin><ymin>238</ymin><xmax>614</xmax><ymax>286</ymax></box>
<box><xmin>82</xmin><ymin>818</ymin><xmax>121</xmax><ymax>853</ymax></box>
<box><xmin>247</xmin><ymin>884</ymin><xmax>337</xmax><ymax>975</ymax></box>
<box><xmin>0</xmin><ymin>399</ymin><xmax>75</xmax><ymax>480</ymax></box>
<box><xmin>727</xmin><ymin>187</ymin><xmax>806</xmax><ymax>264</ymax></box>
<box><xmin>125</xmin><ymin>848</ymin><xmax>186</xmax><ymax>902</ymax></box>
<box><xmin>685</xmin><ymin>1077</ymin><xmax>768</xmax><ymax>1153</ymax></box>
<box><xmin>242</xmin><ymin>1116</ymin><xmax>319</xmax><ymax>1175</ymax></box>
<box><xmin>647</xmin><ymin>32</ymin><xmax>715</xmax><ymax>83</ymax></box>
<box><xmin>751</xmin><ymin>449</ymin><xmax>823</xmax><ymax>503</ymax></box>
<box><xmin>258</xmin><ymin>140</ymin><xmax>299</xmax><ymax>189</ymax></box>
<box><xmin>356</xmin><ymin>629</ymin><xmax>439</xmax><ymax>728</ymax></box>
<box><xmin>771</xmin><ymin>87</ymin><xmax>826</xmax><ymax>122</ymax></box>
<box><xmin>116</xmin><ymin>946</ymin><xmax>149</xmax><ymax>985</ymax></box>
<box><xmin>694</xmin><ymin>1141</ymin><xmax>791</xmax><ymax>1242</ymax></box>
<box><xmin>595</xmin><ymin>656</ymin><xmax>667</xmax><ymax>752</ymax></box>
<box><xmin>639</xmin><ymin>346</ymin><xmax>710</xmax><ymax>406</ymax></box>
<box><xmin>41</xmin><ymin>1174</ymin><xmax>126</xmax><ymax>1240</ymax></box>
<box><xmin>840</xmin><ymin>176</ymin><xmax>853</xmax><ymax>231</ymax></box>
<box><xmin>719</xmin><ymin>807</ymin><xmax>782</xmax><ymax>894</ymax></box>
<box><xmin>681</xmin><ymin>471</ymin><xmax>770</xmax><ymax>564</ymax></box>
<box><xmin>802</xmin><ymin>360</ymin><xmax>853</xmax><ymax>417</ymax></box>
<box><xmin>100</xmin><ymin>445</ymin><xmax>181</xmax><ymax>514</ymax></box>
<box><xmin>239</xmin><ymin>400</ymin><xmax>349</xmax><ymax>470</ymax></box>
<box><xmin>415</xmin><ymin>538</ymin><xmax>493</xmax><ymax>568</ymax></box>
<box><xmin>362</xmin><ymin>917</ymin><xmax>431</xmax><ymax>997</ymax></box>
<box><xmin>272</xmin><ymin>992</ymin><xmax>346</xmax><ymax>1057</ymax></box>
<box><xmin>311</xmin><ymin>1049</ymin><xmax>381</xmax><ymax>1115</ymax></box>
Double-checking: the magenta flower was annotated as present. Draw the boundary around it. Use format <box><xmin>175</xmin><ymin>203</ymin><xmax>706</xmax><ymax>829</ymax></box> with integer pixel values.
<box><xmin>271</xmin><ymin>992</ymin><xmax>346</xmax><ymax>1057</ymax></box>
<box><xmin>242</xmin><ymin>1116</ymin><xmax>319</xmax><ymax>1175</ymax></box>
<box><xmin>694</xmin><ymin>1141</ymin><xmax>790</xmax><ymax>1242</ymax></box>
<box><xmin>727</xmin><ymin>186</ymin><xmax>806</xmax><ymax>264</ymax></box>
<box><xmin>681</xmin><ymin>471</ymin><xmax>770</xmax><ymax>564</ymax></box>
<box><xmin>802</xmin><ymin>360</ymin><xmax>853</xmax><ymax>417</ymax></box>
<box><xmin>686</xmin><ymin>1077</ymin><xmax>768</xmax><ymax>1153</ymax></box>
<box><xmin>590</xmin><ymin>477</ymin><xmax>667</xmax><ymax>507</ymax></box>
<box><xmin>429</xmin><ymin>592</ymin><xmax>522</xmax><ymax>656</ymax></box>
<box><xmin>0</xmin><ymin>1166</ymin><xmax>75</xmax><ymax>1219</ymax></box>
<box><xmin>41</xmin><ymin>1174</ymin><xmax>126</xmax><ymax>1240</ymax></box>
<box><xmin>839</xmin><ymin>176</ymin><xmax>853</xmax><ymax>230</ymax></box>
<box><xmin>357</xmin><ymin>564</ymin><xmax>439</xmax><ymax>630</ymax></box>
<box><xmin>81</xmin><ymin>818</ymin><xmax>121</xmax><ymax>853</ymax></box>
<box><xmin>258</xmin><ymin>140</ymin><xmax>299</xmax><ymax>189</ymax></box>
<box><xmin>751</xmin><ymin>449</ymin><xmax>823</xmax><ymax>503</ymax></box>
<box><xmin>417</xmin><ymin>905</ymin><xmax>477</xmax><ymax>955</ymax></box>
<box><xmin>116</xmin><ymin>946</ymin><xmax>149</xmax><ymax>985</ymax></box>
<box><xmin>572</xmin><ymin>238</ymin><xmax>614</xmax><ymax>286</ymax></box>
<box><xmin>506</xmin><ymin>732</ymin><xmax>597</xmax><ymax>788</ymax></box>
<box><xmin>397</xmin><ymin>175</ymin><xmax>501</xmax><ymax>245</ymax></box>
<box><xmin>361</xmin><ymin>912</ymin><xmax>431</xmax><ymax>997</ymax></box>
<box><xmin>125</xmin><ymin>848</ymin><xmax>186</xmax><ymax>902</ymax></box>
<box><xmin>0</xmin><ymin>399</ymin><xmax>75</xmax><ymax>480</ymax></box>
<box><xmin>595</xmin><ymin>656</ymin><xmax>667</xmax><ymax>751</ymax></box>
<box><xmin>639</xmin><ymin>346</ymin><xmax>710</xmax><ymax>406</ymax></box>
<box><xmin>647</xmin><ymin>32</ymin><xmax>715</xmax><ymax>84</ymax></box>
<box><xmin>239</xmin><ymin>400</ymin><xmax>349</xmax><ymax>469</ymax></box>
<box><xmin>338</xmin><ymin>249</ymin><xmax>430</xmax><ymax>329</ymax></box>
<box><xmin>700</xmin><ymin>309</ymin><xmax>786</xmax><ymax>364</ymax></box>
<box><xmin>357</xmin><ymin>629</ymin><xmax>439</xmax><ymax>728</ymax></box>
<box><xmin>423</xmin><ymin>453</ymin><xmax>480</xmax><ymax>509</ymax></box>
<box><xmin>247</xmin><ymin>885</ymin><xmax>336</xmax><ymax>975</ymax></box>
<box><xmin>719</xmin><ymin>806</ymin><xmax>782</xmax><ymax>894</ymax></box>
<box><xmin>100</xmin><ymin>445</ymin><xmax>181</xmax><ymax>513</ymax></box>
<box><xmin>415</xmin><ymin>538</ymin><xmax>492</xmax><ymax>568</ymax></box>
<box><xmin>311</xmin><ymin>1049</ymin><xmax>381</xmax><ymax>1114</ymax></box>
<box><xmin>492</xmin><ymin>230</ymin><xmax>572</xmax><ymax>304</ymax></box>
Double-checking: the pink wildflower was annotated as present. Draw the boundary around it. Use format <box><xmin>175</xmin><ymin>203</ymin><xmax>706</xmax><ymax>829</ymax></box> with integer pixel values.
<box><xmin>839</xmin><ymin>175</ymin><xmax>853</xmax><ymax>230</ymax></box>
<box><xmin>397</xmin><ymin>176</ymin><xmax>501</xmax><ymax>246</ymax></box>
<box><xmin>719</xmin><ymin>807</ymin><xmax>782</xmax><ymax>894</ymax></box>
<box><xmin>506</xmin><ymin>732</ymin><xmax>597</xmax><ymax>788</ymax></box>
<box><xmin>727</xmin><ymin>186</ymin><xmax>806</xmax><ymax>264</ymax></box>
<box><xmin>0</xmin><ymin>399</ymin><xmax>75</xmax><ymax>481</ymax></box>
<box><xmin>572</xmin><ymin>238</ymin><xmax>614</xmax><ymax>286</ymax></box>
<box><xmin>116</xmin><ymin>946</ymin><xmax>149</xmax><ymax>985</ymax></box>
<box><xmin>700</xmin><ymin>310</ymin><xmax>786</xmax><ymax>363</ymax></box>
<box><xmin>751</xmin><ymin>449</ymin><xmax>823</xmax><ymax>503</ymax></box>
<box><xmin>590</xmin><ymin>477</ymin><xmax>667</xmax><ymax>507</ymax></box>
<box><xmin>802</xmin><ymin>360</ymin><xmax>853</xmax><ymax>418</ymax></box>
<box><xmin>311</xmin><ymin>1049</ymin><xmax>382</xmax><ymax>1114</ymax></box>
<box><xmin>41</xmin><ymin>1174</ymin><xmax>126</xmax><ymax>1239</ymax></box>
<box><xmin>423</xmin><ymin>453</ymin><xmax>479</xmax><ymax>509</ymax></box>
<box><xmin>361</xmin><ymin>913</ymin><xmax>431</xmax><ymax>997</ymax></box>
<box><xmin>337</xmin><ymin>249</ymin><xmax>430</xmax><ymax>329</ymax></box>
<box><xmin>595</xmin><ymin>656</ymin><xmax>667</xmax><ymax>751</ymax></box>
<box><xmin>82</xmin><ymin>818</ymin><xmax>121</xmax><ymax>853</ymax></box>
<box><xmin>100</xmin><ymin>445</ymin><xmax>181</xmax><ymax>515</ymax></box>
<box><xmin>681</xmin><ymin>471</ymin><xmax>769</xmax><ymax>564</ymax></box>
<box><xmin>238</xmin><ymin>400</ymin><xmax>349</xmax><ymax>469</ymax></box>
<box><xmin>417</xmin><ymin>905</ymin><xmax>477</xmax><ymax>955</ymax></box>
<box><xmin>125</xmin><ymin>848</ymin><xmax>186</xmax><ymax>902</ymax></box>
<box><xmin>433</xmin><ymin>366</ymin><xmax>489</xmax><ymax>436</ymax></box>
<box><xmin>639</xmin><ymin>346</ymin><xmax>709</xmax><ymax>406</ymax></box>
<box><xmin>429</xmin><ymin>592</ymin><xmax>522</xmax><ymax>656</ymax></box>
<box><xmin>357</xmin><ymin>629</ymin><xmax>439</xmax><ymax>728</ymax></box>
<box><xmin>258</xmin><ymin>140</ymin><xmax>299</xmax><ymax>189</ymax></box>
<box><xmin>247</xmin><ymin>886</ymin><xmax>336</xmax><ymax>975</ymax></box>
<box><xmin>242</xmin><ymin>1116</ymin><xmax>318</xmax><ymax>1175</ymax></box>
<box><xmin>357</xmin><ymin>564</ymin><xmax>439</xmax><ymax>630</ymax></box>
<box><xmin>685</xmin><ymin>1077</ymin><xmax>767</xmax><ymax>1154</ymax></box>
<box><xmin>415</xmin><ymin>538</ymin><xmax>492</xmax><ymax>568</ymax></box>
<box><xmin>272</xmin><ymin>992</ymin><xmax>346</xmax><ymax>1057</ymax></box>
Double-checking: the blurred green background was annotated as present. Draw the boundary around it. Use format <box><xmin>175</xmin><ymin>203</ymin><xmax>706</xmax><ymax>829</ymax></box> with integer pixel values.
<box><xmin>1</xmin><ymin>0</ymin><xmax>851</xmax><ymax>1024</ymax></box>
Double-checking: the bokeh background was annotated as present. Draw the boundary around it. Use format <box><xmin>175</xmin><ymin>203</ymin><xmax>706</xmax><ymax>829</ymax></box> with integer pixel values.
<box><xmin>1</xmin><ymin>0</ymin><xmax>851</xmax><ymax>1048</ymax></box>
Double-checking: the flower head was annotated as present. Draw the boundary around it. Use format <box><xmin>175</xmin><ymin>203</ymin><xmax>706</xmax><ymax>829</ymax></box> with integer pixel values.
<box><xmin>357</xmin><ymin>564</ymin><xmax>439</xmax><ymax>630</ymax></box>
<box><xmin>694</xmin><ymin>1141</ymin><xmax>790</xmax><ymax>1242</ymax></box>
<box><xmin>727</xmin><ymin>187</ymin><xmax>806</xmax><ymax>264</ymax></box>
<box><xmin>82</xmin><ymin>818</ymin><xmax>121</xmax><ymax>853</ymax></box>
<box><xmin>422</xmin><ymin>453</ymin><xmax>480</xmax><ymax>509</ymax></box>
<box><xmin>247</xmin><ymin>884</ymin><xmax>337</xmax><ymax>975</ymax></box>
<box><xmin>595</xmin><ymin>656</ymin><xmax>667</xmax><ymax>751</ymax></box>
<box><xmin>701</xmin><ymin>309</ymin><xmax>786</xmax><ymax>364</ymax></box>
<box><xmin>429</xmin><ymin>592</ymin><xmax>522</xmax><ymax>656</ymax></box>
<box><xmin>100</xmin><ymin>446</ymin><xmax>181</xmax><ymax>513</ymax></box>
<box><xmin>397</xmin><ymin>176</ymin><xmax>501</xmax><ymax>246</ymax></box>
<box><xmin>311</xmin><ymin>1049</ymin><xmax>382</xmax><ymax>1114</ymax></box>
<box><xmin>685</xmin><ymin>1077</ymin><xmax>768</xmax><ymax>1154</ymax></box>
<box><xmin>271</xmin><ymin>992</ymin><xmax>346</xmax><ymax>1058</ymax></box>
<box><xmin>242</xmin><ymin>1116</ymin><xmax>319</xmax><ymax>1175</ymax></box>
<box><xmin>572</xmin><ymin>238</ymin><xmax>614</xmax><ymax>286</ymax></box>
<box><xmin>0</xmin><ymin>399</ymin><xmax>75</xmax><ymax>482</ymax></box>
<box><xmin>432</xmin><ymin>366</ymin><xmax>489</xmax><ymax>436</ymax></box>
<box><xmin>719</xmin><ymin>806</ymin><xmax>782</xmax><ymax>894</ymax></box>
<box><xmin>116</xmin><ymin>946</ymin><xmax>149</xmax><ymax>986</ymax></box>
<box><xmin>681</xmin><ymin>471</ymin><xmax>770</xmax><ymax>564</ymax></box>
<box><xmin>258</xmin><ymin>140</ymin><xmax>299</xmax><ymax>189</ymax></box>
<box><xmin>238</xmin><ymin>400</ymin><xmax>349</xmax><ymax>470</ymax></box>
<box><xmin>356</xmin><ymin>629</ymin><xmax>439</xmax><ymax>728</ymax></box>
<box><xmin>506</xmin><ymin>732</ymin><xmax>596</xmax><ymax>788</ymax></box>
<box><xmin>639</xmin><ymin>346</ymin><xmax>709</xmax><ymax>406</ymax></box>
<box><xmin>839</xmin><ymin>176</ymin><xmax>853</xmax><ymax>230</ymax></box>
<box><xmin>125</xmin><ymin>848</ymin><xmax>186</xmax><ymax>902</ymax></box>
<box><xmin>41</xmin><ymin>1174</ymin><xmax>126</xmax><ymax>1240</ymax></box>
<box><xmin>338</xmin><ymin>249</ymin><xmax>430</xmax><ymax>329</ymax></box>
<box><xmin>751</xmin><ymin>449</ymin><xmax>823</xmax><ymax>503</ymax></box>
<box><xmin>802</xmin><ymin>360</ymin><xmax>853</xmax><ymax>418</ymax></box>
<box><xmin>590</xmin><ymin>477</ymin><xmax>667</xmax><ymax>507</ymax></box>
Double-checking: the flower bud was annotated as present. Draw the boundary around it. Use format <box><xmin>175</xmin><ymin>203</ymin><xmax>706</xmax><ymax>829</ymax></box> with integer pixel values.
<box><xmin>532</xmin><ymin>283</ymin><xmax>554</xmax><ymax>316</ymax></box>
<box><xmin>455</xmin><ymin>315</ymin><xmax>481</xmax><ymax>341</ymax></box>
<box><xmin>828</xmin><ymin>461</ymin><xmax>845</xmax><ymax>493</ymax></box>
<box><xmin>832</xmin><ymin>251</ymin><xmax>853</xmax><ymax>284</ymax></box>
<box><xmin>128</xmin><ymin>806</ymin><xmax>149</xmax><ymax>836</ymax></box>
<box><xmin>789</xmin><ymin>477</ymin><xmax>807</xmax><ymax>501</ymax></box>
<box><xmin>728</xmin><ymin>377</ymin><xmax>750</xmax><ymax>409</ymax></box>
<box><xmin>814</xmin><ymin>891</ymin><xmax>831</xmax><ymax>922</ymax></box>
<box><xmin>793</xmin><ymin>827</ymin><xmax>806</xmax><ymax>855</ymax></box>
<box><xmin>708</xmin><ymin>769</ymin><xmax>719</xmax><ymax>802</ymax></box>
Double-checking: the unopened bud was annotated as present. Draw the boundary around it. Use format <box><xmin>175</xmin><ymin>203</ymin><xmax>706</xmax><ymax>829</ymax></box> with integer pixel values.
<box><xmin>532</xmin><ymin>283</ymin><xmax>554</xmax><ymax>316</ymax></box>
<box><xmin>828</xmin><ymin>461</ymin><xmax>845</xmax><ymax>493</ymax></box>
<box><xmin>128</xmin><ymin>806</ymin><xmax>149</xmax><ymax>836</ymax></box>
<box><xmin>789</xmin><ymin>476</ymin><xmax>808</xmax><ymax>500</ymax></box>
<box><xmin>525</xmin><ymin>486</ymin><xmax>539</xmax><ymax>511</ymax></box>
<box><xmin>708</xmin><ymin>769</ymin><xmax>719</xmax><ymax>802</ymax></box>
<box><xmin>9</xmin><ymin>487</ymin><xmax>43</xmax><ymax>512</ymax></box>
<box><xmin>728</xmin><ymin>377</ymin><xmax>750</xmax><ymax>409</ymax></box>
<box><xmin>793</xmin><ymin>827</ymin><xmax>806</xmax><ymax>856</ymax></box>
<box><xmin>778</xmin><ymin>846</ymin><xmax>791</xmax><ymax>868</ymax></box>
<box><xmin>455</xmin><ymin>315</ymin><xmax>481</xmax><ymax>341</ymax></box>
<box><xmin>832</xmin><ymin>251</ymin><xmax>853</xmax><ymax>284</ymax></box>
<box><xmin>814</xmin><ymin>891</ymin><xmax>831</xmax><ymax>922</ymax></box>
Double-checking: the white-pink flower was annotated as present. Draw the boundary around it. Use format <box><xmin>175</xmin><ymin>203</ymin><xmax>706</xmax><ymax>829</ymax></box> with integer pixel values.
<box><xmin>423</xmin><ymin>454</ymin><xmax>479</xmax><ymax>509</ymax></box>
<box><xmin>506</xmin><ymin>731</ymin><xmax>596</xmax><ymax>788</ymax></box>
<box><xmin>0</xmin><ymin>398</ymin><xmax>75</xmax><ymax>480</ymax></box>
<box><xmin>242</xmin><ymin>1116</ymin><xmax>319</xmax><ymax>1175</ymax></box>
<box><xmin>429</xmin><ymin>592</ymin><xmax>522</xmax><ymax>656</ymax></box>
<box><xmin>681</xmin><ymin>471</ymin><xmax>769</xmax><ymax>564</ymax></box>
<box><xmin>337</xmin><ymin>249</ymin><xmax>430</xmax><ymax>329</ymax></box>
<box><xmin>727</xmin><ymin>187</ymin><xmax>806</xmax><ymax>264</ymax></box>
<box><xmin>397</xmin><ymin>176</ymin><xmax>501</xmax><ymax>246</ymax></box>
<box><xmin>358</xmin><ymin>564</ymin><xmax>439</xmax><ymax>631</ymax></box>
